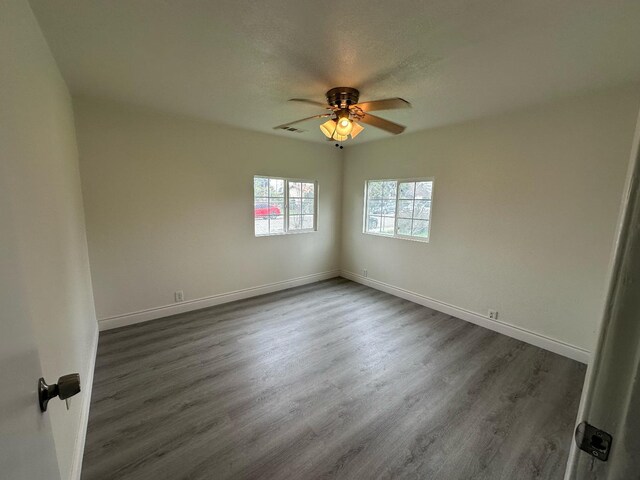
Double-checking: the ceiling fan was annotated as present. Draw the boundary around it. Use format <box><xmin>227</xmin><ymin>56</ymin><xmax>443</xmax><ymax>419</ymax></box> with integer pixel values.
<box><xmin>274</xmin><ymin>87</ymin><xmax>411</xmax><ymax>144</ymax></box>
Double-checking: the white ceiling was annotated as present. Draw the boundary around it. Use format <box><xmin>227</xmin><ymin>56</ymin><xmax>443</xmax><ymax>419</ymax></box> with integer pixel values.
<box><xmin>29</xmin><ymin>0</ymin><xmax>640</xmax><ymax>144</ymax></box>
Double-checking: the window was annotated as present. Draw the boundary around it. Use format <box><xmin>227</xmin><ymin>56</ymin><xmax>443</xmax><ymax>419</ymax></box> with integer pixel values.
<box><xmin>364</xmin><ymin>178</ymin><xmax>433</xmax><ymax>241</ymax></box>
<box><xmin>254</xmin><ymin>176</ymin><xmax>317</xmax><ymax>236</ymax></box>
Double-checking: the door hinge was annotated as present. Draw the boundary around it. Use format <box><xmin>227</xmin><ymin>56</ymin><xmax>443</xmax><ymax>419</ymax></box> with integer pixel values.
<box><xmin>575</xmin><ymin>421</ymin><xmax>612</xmax><ymax>461</ymax></box>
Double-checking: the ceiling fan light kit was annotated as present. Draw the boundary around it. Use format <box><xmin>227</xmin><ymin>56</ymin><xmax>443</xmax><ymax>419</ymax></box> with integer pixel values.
<box><xmin>274</xmin><ymin>87</ymin><xmax>411</xmax><ymax>144</ymax></box>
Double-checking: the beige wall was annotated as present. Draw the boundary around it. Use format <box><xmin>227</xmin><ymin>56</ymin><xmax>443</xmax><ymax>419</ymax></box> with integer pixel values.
<box><xmin>74</xmin><ymin>98</ymin><xmax>343</xmax><ymax>321</ymax></box>
<box><xmin>341</xmin><ymin>85</ymin><xmax>640</xmax><ymax>353</ymax></box>
<box><xmin>74</xmin><ymin>86</ymin><xmax>639</xmax><ymax>357</ymax></box>
<box><xmin>0</xmin><ymin>0</ymin><xmax>98</xmax><ymax>478</ymax></box>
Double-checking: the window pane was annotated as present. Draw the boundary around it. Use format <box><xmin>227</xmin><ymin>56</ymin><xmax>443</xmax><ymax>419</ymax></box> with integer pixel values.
<box><xmin>366</xmin><ymin>215</ymin><xmax>381</xmax><ymax>233</ymax></box>
<box><xmin>382</xmin><ymin>199</ymin><xmax>396</xmax><ymax>216</ymax></box>
<box><xmin>301</xmin><ymin>199</ymin><xmax>314</xmax><ymax>214</ymax></box>
<box><xmin>302</xmin><ymin>183</ymin><xmax>314</xmax><ymax>198</ymax></box>
<box><xmin>382</xmin><ymin>181</ymin><xmax>397</xmax><ymax>199</ymax></box>
<box><xmin>414</xmin><ymin>200</ymin><xmax>431</xmax><ymax>220</ymax></box>
<box><xmin>289</xmin><ymin>182</ymin><xmax>301</xmax><ymax>197</ymax></box>
<box><xmin>269</xmin><ymin>215</ymin><xmax>284</xmax><ymax>234</ymax></box>
<box><xmin>254</xmin><ymin>177</ymin><xmax>268</xmax><ymax>197</ymax></box>
<box><xmin>412</xmin><ymin>220</ymin><xmax>429</xmax><ymax>238</ymax></box>
<box><xmin>289</xmin><ymin>198</ymin><xmax>301</xmax><ymax>215</ymax></box>
<box><xmin>415</xmin><ymin>181</ymin><xmax>432</xmax><ymax>199</ymax></box>
<box><xmin>398</xmin><ymin>199</ymin><xmax>414</xmax><ymax>218</ymax></box>
<box><xmin>254</xmin><ymin>198</ymin><xmax>269</xmax><ymax>218</ymax></box>
<box><xmin>397</xmin><ymin>218</ymin><xmax>412</xmax><ymax>236</ymax></box>
<box><xmin>367</xmin><ymin>181</ymin><xmax>383</xmax><ymax>200</ymax></box>
<box><xmin>269</xmin><ymin>200</ymin><xmax>284</xmax><ymax>216</ymax></box>
<box><xmin>364</xmin><ymin>178</ymin><xmax>431</xmax><ymax>241</ymax></box>
<box><xmin>367</xmin><ymin>199</ymin><xmax>382</xmax><ymax>215</ymax></box>
<box><xmin>255</xmin><ymin>219</ymin><xmax>269</xmax><ymax>235</ymax></box>
<box><xmin>289</xmin><ymin>215</ymin><xmax>302</xmax><ymax>230</ymax></box>
<box><xmin>301</xmin><ymin>215</ymin><xmax>314</xmax><ymax>229</ymax></box>
<box><xmin>269</xmin><ymin>178</ymin><xmax>285</xmax><ymax>197</ymax></box>
<box><xmin>399</xmin><ymin>182</ymin><xmax>415</xmax><ymax>199</ymax></box>
<box><xmin>256</xmin><ymin>177</ymin><xmax>316</xmax><ymax>236</ymax></box>
<box><xmin>380</xmin><ymin>216</ymin><xmax>395</xmax><ymax>235</ymax></box>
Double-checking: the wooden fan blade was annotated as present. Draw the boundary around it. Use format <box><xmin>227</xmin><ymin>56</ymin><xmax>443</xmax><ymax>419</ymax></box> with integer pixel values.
<box><xmin>354</xmin><ymin>98</ymin><xmax>410</xmax><ymax>112</ymax></box>
<box><xmin>273</xmin><ymin>114</ymin><xmax>332</xmax><ymax>130</ymax></box>
<box><xmin>358</xmin><ymin>113</ymin><xmax>406</xmax><ymax>135</ymax></box>
<box><xmin>288</xmin><ymin>98</ymin><xmax>331</xmax><ymax>109</ymax></box>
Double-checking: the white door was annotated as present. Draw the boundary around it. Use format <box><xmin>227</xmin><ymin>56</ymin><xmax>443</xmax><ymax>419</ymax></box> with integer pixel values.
<box><xmin>564</xmin><ymin>105</ymin><xmax>640</xmax><ymax>479</ymax></box>
<box><xmin>0</xmin><ymin>179</ymin><xmax>60</xmax><ymax>478</ymax></box>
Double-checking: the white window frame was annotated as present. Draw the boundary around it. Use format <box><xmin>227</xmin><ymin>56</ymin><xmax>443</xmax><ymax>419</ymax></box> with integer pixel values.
<box><xmin>254</xmin><ymin>175</ymin><xmax>318</xmax><ymax>237</ymax></box>
<box><xmin>362</xmin><ymin>177</ymin><xmax>434</xmax><ymax>243</ymax></box>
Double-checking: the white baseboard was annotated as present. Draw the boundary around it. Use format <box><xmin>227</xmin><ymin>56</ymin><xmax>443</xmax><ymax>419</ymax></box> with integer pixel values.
<box><xmin>98</xmin><ymin>270</ymin><xmax>341</xmax><ymax>331</ymax></box>
<box><xmin>98</xmin><ymin>268</ymin><xmax>589</xmax><ymax>363</ymax></box>
<box><xmin>70</xmin><ymin>325</ymin><xmax>99</xmax><ymax>480</ymax></box>
<box><xmin>340</xmin><ymin>270</ymin><xmax>590</xmax><ymax>364</ymax></box>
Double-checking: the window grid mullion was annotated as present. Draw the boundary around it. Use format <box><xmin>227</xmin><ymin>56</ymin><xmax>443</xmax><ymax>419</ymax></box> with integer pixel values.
<box><xmin>394</xmin><ymin>181</ymin><xmax>400</xmax><ymax>236</ymax></box>
<box><xmin>284</xmin><ymin>179</ymin><xmax>289</xmax><ymax>233</ymax></box>
<box><xmin>267</xmin><ymin>180</ymin><xmax>271</xmax><ymax>234</ymax></box>
<box><xmin>411</xmin><ymin>182</ymin><xmax>417</xmax><ymax>235</ymax></box>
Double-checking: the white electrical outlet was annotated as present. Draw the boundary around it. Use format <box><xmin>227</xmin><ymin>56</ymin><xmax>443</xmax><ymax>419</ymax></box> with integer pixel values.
<box><xmin>175</xmin><ymin>290</ymin><xmax>184</xmax><ymax>302</ymax></box>
<box><xmin>363</xmin><ymin>268</ymin><xmax>368</xmax><ymax>278</ymax></box>
<box><xmin>488</xmin><ymin>309</ymin><xmax>498</xmax><ymax>320</ymax></box>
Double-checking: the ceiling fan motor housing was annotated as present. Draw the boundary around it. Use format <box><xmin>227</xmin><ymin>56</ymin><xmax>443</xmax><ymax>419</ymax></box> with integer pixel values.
<box><xmin>326</xmin><ymin>87</ymin><xmax>360</xmax><ymax>109</ymax></box>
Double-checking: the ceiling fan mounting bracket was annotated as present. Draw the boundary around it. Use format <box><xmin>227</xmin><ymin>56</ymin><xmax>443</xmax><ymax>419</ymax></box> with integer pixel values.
<box><xmin>326</xmin><ymin>87</ymin><xmax>360</xmax><ymax>109</ymax></box>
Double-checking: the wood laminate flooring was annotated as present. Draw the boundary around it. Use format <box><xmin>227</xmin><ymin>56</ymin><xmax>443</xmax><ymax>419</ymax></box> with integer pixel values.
<box><xmin>82</xmin><ymin>278</ymin><xmax>586</xmax><ymax>480</ymax></box>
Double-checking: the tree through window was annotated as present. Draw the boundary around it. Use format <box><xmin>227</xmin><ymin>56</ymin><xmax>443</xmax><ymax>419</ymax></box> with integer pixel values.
<box><xmin>364</xmin><ymin>178</ymin><xmax>433</xmax><ymax>241</ymax></box>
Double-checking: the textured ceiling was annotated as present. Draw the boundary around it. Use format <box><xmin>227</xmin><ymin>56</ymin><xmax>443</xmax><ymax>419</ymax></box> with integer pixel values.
<box><xmin>29</xmin><ymin>0</ymin><xmax>640</xmax><ymax>144</ymax></box>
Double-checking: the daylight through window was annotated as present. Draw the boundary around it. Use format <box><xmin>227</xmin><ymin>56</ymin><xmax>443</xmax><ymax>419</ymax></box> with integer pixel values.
<box><xmin>364</xmin><ymin>178</ymin><xmax>433</xmax><ymax>241</ymax></box>
<box><xmin>254</xmin><ymin>176</ymin><xmax>317</xmax><ymax>236</ymax></box>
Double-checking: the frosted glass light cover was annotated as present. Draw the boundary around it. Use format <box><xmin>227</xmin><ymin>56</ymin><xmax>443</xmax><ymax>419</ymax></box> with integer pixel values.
<box><xmin>320</xmin><ymin>119</ymin><xmax>337</xmax><ymax>138</ymax></box>
<box><xmin>335</xmin><ymin>117</ymin><xmax>353</xmax><ymax>136</ymax></box>
<box><xmin>332</xmin><ymin>132</ymin><xmax>348</xmax><ymax>141</ymax></box>
<box><xmin>350</xmin><ymin>121</ymin><xmax>364</xmax><ymax>138</ymax></box>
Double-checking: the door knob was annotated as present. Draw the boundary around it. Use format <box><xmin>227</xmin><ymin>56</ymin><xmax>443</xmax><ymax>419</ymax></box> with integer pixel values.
<box><xmin>38</xmin><ymin>374</ymin><xmax>81</xmax><ymax>412</ymax></box>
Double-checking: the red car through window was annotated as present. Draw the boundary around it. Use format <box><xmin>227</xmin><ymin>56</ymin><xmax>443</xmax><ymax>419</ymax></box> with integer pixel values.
<box><xmin>254</xmin><ymin>203</ymin><xmax>281</xmax><ymax>219</ymax></box>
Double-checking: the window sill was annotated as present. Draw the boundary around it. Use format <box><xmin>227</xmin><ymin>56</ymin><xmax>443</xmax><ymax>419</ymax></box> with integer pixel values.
<box><xmin>362</xmin><ymin>231</ymin><xmax>430</xmax><ymax>243</ymax></box>
<box><xmin>255</xmin><ymin>229</ymin><xmax>317</xmax><ymax>238</ymax></box>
